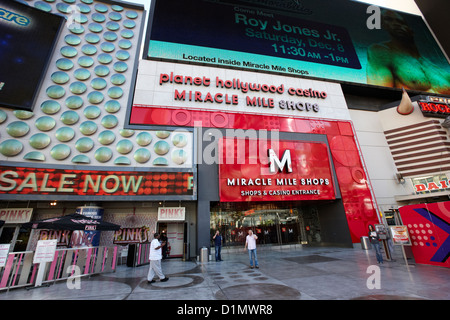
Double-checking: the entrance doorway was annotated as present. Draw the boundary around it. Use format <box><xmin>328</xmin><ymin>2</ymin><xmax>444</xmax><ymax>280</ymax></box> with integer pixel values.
<box><xmin>210</xmin><ymin>202</ymin><xmax>323</xmax><ymax>247</ymax></box>
<box><xmin>0</xmin><ymin>225</ymin><xmax>31</xmax><ymax>252</ymax></box>
<box><xmin>157</xmin><ymin>222</ymin><xmax>187</xmax><ymax>258</ymax></box>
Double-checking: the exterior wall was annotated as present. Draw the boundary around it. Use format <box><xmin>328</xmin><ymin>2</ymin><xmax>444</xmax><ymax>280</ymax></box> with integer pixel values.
<box><xmin>349</xmin><ymin>109</ymin><xmax>404</xmax><ymax>211</ymax></box>
<box><xmin>399</xmin><ymin>201</ymin><xmax>450</xmax><ymax>268</ymax></box>
<box><xmin>132</xmin><ymin>60</ymin><xmax>352</xmax><ymax>121</ymax></box>
<box><xmin>0</xmin><ymin>0</ymin><xmax>194</xmax><ymax>200</ymax></box>
<box><xmin>26</xmin><ymin>201</ymin><xmax>197</xmax><ymax>250</ymax></box>
<box><xmin>350</xmin><ymin>101</ymin><xmax>450</xmax><ymax>210</ymax></box>
<box><xmin>0</xmin><ymin>1</ymin><xmax>196</xmax><ymax>255</ymax></box>
<box><xmin>131</xmin><ymin>105</ymin><xmax>381</xmax><ymax>245</ymax></box>
<box><xmin>0</xmin><ymin>0</ymin><xmax>153</xmax><ymax>169</ymax></box>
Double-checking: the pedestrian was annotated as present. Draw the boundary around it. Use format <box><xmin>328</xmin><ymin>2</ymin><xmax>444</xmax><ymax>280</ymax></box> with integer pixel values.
<box><xmin>148</xmin><ymin>232</ymin><xmax>169</xmax><ymax>283</ymax></box>
<box><xmin>213</xmin><ymin>230</ymin><xmax>223</xmax><ymax>261</ymax></box>
<box><xmin>160</xmin><ymin>231</ymin><xmax>168</xmax><ymax>259</ymax></box>
<box><xmin>368</xmin><ymin>225</ymin><xmax>383</xmax><ymax>264</ymax></box>
<box><xmin>245</xmin><ymin>229</ymin><xmax>259</xmax><ymax>268</ymax></box>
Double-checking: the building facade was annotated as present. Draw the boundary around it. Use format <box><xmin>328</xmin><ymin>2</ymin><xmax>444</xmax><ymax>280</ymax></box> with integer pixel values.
<box><xmin>0</xmin><ymin>0</ymin><xmax>449</xmax><ymax>266</ymax></box>
<box><xmin>0</xmin><ymin>0</ymin><xmax>196</xmax><ymax>259</ymax></box>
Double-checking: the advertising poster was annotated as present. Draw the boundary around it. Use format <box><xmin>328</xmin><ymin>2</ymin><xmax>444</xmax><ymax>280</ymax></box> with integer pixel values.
<box><xmin>146</xmin><ymin>0</ymin><xmax>450</xmax><ymax>94</ymax></box>
<box><xmin>33</xmin><ymin>239</ymin><xmax>57</xmax><ymax>264</ymax></box>
<box><xmin>390</xmin><ymin>225</ymin><xmax>411</xmax><ymax>245</ymax></box>
<box><xmin>0</xmin><ymin>244</ymin><xmax>10</xmax><ymax>267</ymax></box>
<box><xmin>72</xmin><ymin>207</ymin><xmax>104</xmax><ymax>247</ymax></box>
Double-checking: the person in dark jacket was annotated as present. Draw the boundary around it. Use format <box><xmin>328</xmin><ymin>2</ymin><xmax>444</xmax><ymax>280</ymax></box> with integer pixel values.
<box><xmin>368</xmin><ymin>224</ymin><xmax>383</xmax><ymax>264</ymax></box>
<box><xmin>160</xmin><ymin>231</ymin><xmax>168</xmax><ymax>259</ymax></box>
<box><xmin>213</xmin><ymin>230</ymin><xmax>223</xmax><ymax>261</ymax></box>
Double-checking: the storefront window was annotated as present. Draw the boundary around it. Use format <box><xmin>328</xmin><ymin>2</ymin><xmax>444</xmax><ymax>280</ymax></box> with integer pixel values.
<box><xmin>0</xmin><ymin>226</ymin><xmax>31</xmax><ymax>252</ymax></box>
<box><xmin>210</xmin><ymin>202</ymin><xmax>322</xmax><ymax>247</ymax></box>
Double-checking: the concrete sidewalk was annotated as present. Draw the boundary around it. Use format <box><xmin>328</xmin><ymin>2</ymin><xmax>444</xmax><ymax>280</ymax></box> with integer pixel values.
<box><xmin>0</xmin><ymin>246</ymin><xmax>449</xmax><ymax>300</ymax></box>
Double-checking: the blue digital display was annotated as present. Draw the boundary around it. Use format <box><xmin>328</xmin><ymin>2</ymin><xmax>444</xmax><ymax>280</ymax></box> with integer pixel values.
<box><xmin>146</xmin><ymin>0</ymin><xmax>450</xmax><ymax>95</ymax></box>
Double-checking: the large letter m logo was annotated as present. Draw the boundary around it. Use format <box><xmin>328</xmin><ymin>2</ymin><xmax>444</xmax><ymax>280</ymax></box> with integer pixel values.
<box><xmin>268</xmin><ymin>149</ymin><xmax>292</xmax><ymax>173</ymax></box>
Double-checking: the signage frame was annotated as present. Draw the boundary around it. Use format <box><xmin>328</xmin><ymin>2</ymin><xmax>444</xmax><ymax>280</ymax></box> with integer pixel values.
<box><xmin>33</xmin><ymin>239</ymin><xmax>57</xmax><ymax>264</ymax></box>
<box><xmin>0</xmin><ymin>163</ymin><xmax>196</xmax><ymax>201</ymax></box>
<box><xmin>218</xmin><ymin>138</ymin><xmax>336</xmax><ymax>202</ymax></box>
<box><xmin>0</xmin><ymin>0</ymin><xmax>65</xmax><ymax>111</ymax></box>
<box><xmin>144</xmin><ymin>0</ymin><xmax>450</xmax><ymax>95</ymax></box>
<box><xmin>0</xmin><ymin>208</ymin><xmax>33</xmax><ymax>224</ymax></box>
<box><xmin>389</xmin><ymin>225</ymin><xmax>411</xmax><ymax>246</ymax></box>
<box><xmin>158</xmin><ymin>207</ymin><xmax>186</xmax><ymax>221</ymax></box>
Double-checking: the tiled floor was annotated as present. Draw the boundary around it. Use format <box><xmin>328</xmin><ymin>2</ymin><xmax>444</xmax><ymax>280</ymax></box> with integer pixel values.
<box><xmin>1</xmin><ymin>246</ymin><xmax>449</xmax><ymax>300</ymax></box>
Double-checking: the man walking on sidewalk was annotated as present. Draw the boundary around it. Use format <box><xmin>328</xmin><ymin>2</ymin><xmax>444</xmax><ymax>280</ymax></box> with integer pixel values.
<box><xmin>148</xmin><ymin>233</ymin><xmax>169</xmax><ymax>283</ymax></box>
<box><xmin>245</xmin><ymin>229</ymin><xmax>259</xmax><ymax>269</ymax></box>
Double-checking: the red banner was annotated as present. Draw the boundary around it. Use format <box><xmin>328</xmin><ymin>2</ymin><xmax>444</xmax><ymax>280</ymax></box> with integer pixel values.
<box><xmin>399</xmin><ymin>201</ymin><xmax>450</xmax><ymax>268</ymax></box>
<box><xmin>0</xmin><ymin>166</ymin><xmax>194</xmax><ymax>198</ymax></box>
<box><xmin>219</xmin><ymin>139</ymin><xmax>335</xmax><ymax>202</ymax></box>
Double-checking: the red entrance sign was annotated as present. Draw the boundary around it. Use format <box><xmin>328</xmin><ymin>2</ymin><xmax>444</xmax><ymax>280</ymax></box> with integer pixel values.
<box><xmin>219</xmin><ymin>139</ymin><xmax>335</xmax><ymax>202</ymax></box>
<box><xmin>418</xmin><ymin>101</ymin><xmax>450</xmax><ymax>118</ymax></box>
<box><xmin>0</xmin><ymin>166</ymin><xmax>194</xmax><ymax>198</ymax></box>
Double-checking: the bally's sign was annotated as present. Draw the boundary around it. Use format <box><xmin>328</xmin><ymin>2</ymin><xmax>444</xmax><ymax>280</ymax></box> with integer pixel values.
<box><xmin>219</xmin><ymin>138</ymin><xmax>335</xmax><ymax>202</ymax></box>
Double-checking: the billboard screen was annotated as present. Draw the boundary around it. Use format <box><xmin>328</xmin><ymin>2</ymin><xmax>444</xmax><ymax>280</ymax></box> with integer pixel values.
<box><xmin>0</xmin><ymin>166</ymin><xmax>195</xmax><ymax>199</ymax></box>
<box><xmin>145</xmin><ymin>0</ymin><xmax>450</xmax><ymax>95</ymax></box>
<box><xmin>0</xmin><ymin>0</ymin><xmax>65</xmax><ymax>111</ymax></box>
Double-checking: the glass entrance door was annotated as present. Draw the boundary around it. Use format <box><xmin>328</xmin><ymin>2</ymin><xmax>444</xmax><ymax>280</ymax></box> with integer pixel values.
<box><xmin>157</xmin><ymin>222</ymin><xmax>186</xmax><ymax>258</ymax></box>
<box><xmin>210</xmin><ymin>202</ymin><xmax>323</xmax><ymax>247</ymax></box>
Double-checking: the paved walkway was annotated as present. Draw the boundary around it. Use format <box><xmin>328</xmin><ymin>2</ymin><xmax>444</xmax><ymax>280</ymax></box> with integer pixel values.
<box><xmin>0</xmin><ymin>246</ymin><xmax>449</xmax><ymax>300</ymax></box>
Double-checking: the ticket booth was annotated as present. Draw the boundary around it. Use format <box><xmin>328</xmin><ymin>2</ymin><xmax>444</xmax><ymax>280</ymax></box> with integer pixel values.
<box><xmin>157</xmin><ymin>207</ymin><xmax>188</xmax><ymax>258</ymax></box>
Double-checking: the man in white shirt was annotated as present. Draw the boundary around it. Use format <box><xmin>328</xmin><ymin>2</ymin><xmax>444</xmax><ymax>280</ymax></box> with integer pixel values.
<box><xmin>148</xmin><ymin>233</ymin><xmax>169</xmax><ymax>283</ymax></box>
<box><xmin>245</xmin><ymin>229</ymin><xmax>259</xmax><ymax>269</ymax></box>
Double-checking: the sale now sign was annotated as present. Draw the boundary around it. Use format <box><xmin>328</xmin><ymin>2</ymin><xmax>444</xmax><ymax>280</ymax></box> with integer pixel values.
<box><xmin>0</xmin><ymin>166</ymin><xmax>194</xmax><ymax>199</ymax></box>
<box><xmin>219</xmin><ymin>138</ymin><xmax>335</xmax><ymax>202</ymax></box>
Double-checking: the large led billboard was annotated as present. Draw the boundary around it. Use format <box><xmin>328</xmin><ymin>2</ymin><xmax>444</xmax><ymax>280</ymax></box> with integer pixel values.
<box><xmin>0</xmin><ymin>0</ymin><xmax>65</xmax><ymax>111</ymax></box>
<box><xmin>145</xmin><ymin>0</ymin><xmax>450</xmax><ymax>95</ymax></box>
<box><xmin>0</xmin><ymin>165</ymin><xmax>195</xmax><ymax>199</ymax></box>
